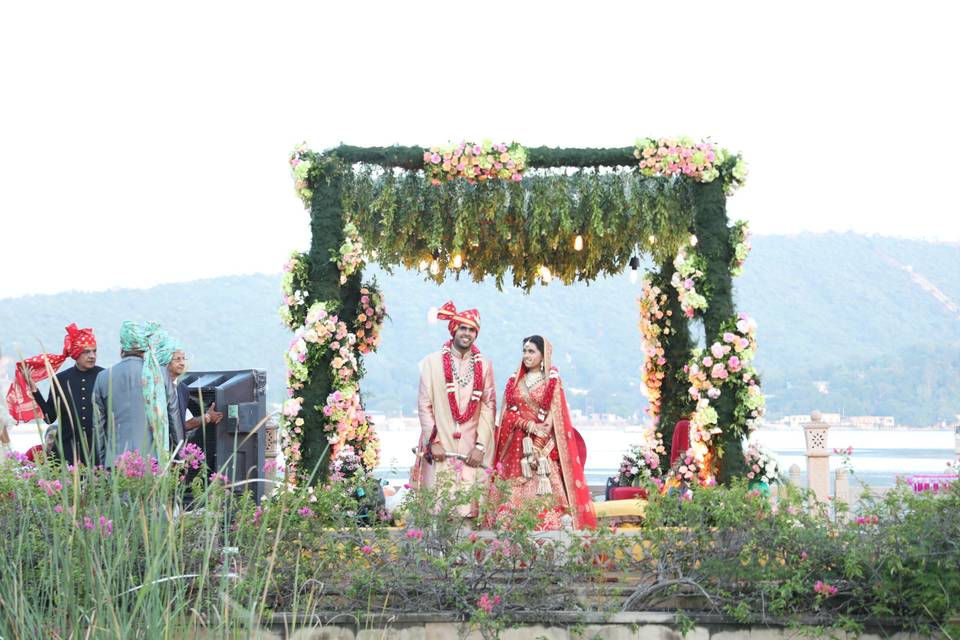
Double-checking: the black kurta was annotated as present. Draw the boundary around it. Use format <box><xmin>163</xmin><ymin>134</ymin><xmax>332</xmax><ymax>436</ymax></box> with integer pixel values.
<box><xmin>32</xmin><ymin>365</ymin><xmax>104</xmax><ymax>465</ymax></box>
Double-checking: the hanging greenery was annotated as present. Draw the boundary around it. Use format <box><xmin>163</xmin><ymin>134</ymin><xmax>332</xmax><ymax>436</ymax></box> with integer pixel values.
<box><xmin>341</xmin><ymin>167</ymin><xmax>694</xmax><ymax>290</ymax></box>
<box><xmin>283</xmin><ymin>139</ymin><xmax>761</xmax><ymax>487</ymax></box>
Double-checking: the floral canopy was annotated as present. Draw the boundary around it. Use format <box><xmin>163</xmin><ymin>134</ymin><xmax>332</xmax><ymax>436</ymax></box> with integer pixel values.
<box><xmin>281</xmin><ymin>138</ymin><xmax>763</xmax><ymax>487</ymax></box>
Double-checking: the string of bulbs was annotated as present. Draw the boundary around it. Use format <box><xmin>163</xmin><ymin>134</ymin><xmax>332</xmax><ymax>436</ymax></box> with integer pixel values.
<box><xmin>416</xmin><ymin>232</ymin><xmax>698</xmax><ymax>284</ymax></box>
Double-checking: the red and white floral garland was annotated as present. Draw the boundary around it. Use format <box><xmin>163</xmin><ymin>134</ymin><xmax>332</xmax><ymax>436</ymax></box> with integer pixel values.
<box><xmin>441</xmin><ymin>341</ymin><xmax>484</xmax><ymax>436</ymax></box>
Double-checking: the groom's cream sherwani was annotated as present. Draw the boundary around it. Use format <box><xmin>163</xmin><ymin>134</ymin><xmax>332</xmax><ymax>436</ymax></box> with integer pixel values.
<box><xmin>412</xmin><ymin>347</ymin><xmax>496</xmax><ymax>515</ymax></box>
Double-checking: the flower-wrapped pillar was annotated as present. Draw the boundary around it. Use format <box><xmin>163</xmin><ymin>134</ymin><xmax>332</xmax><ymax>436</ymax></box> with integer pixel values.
<box><xmin>283</xmin><ymin>150</ymin><xmax>383</xmax><ymax>483</ymax></box>
<box><xmin>691</xmin><ymin>180</ymin><xmax>744</xmax><ymax>482</ymax></box>
<box><xmin>643</xmin><ymin>263</ymin><xmax>694</xmax><ymax>461</ymax></box>
<box><xmin>302</xmin><ymin>157</ymin><xmax>352</xmax><ymax>477</ymax></box>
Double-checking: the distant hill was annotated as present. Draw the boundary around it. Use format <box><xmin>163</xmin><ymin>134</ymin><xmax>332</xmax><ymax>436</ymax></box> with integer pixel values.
<box><xmin>1</xmin><ymin>233</ymin><xmax>958</xmax><ymax>425</ymax></box>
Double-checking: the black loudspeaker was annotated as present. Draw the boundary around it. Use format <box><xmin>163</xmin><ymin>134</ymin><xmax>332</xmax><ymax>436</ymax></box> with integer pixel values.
<box><xmin>179</xmin><ymin>369</ymin><xmax>267</xmax><ymax>500</ymax></box>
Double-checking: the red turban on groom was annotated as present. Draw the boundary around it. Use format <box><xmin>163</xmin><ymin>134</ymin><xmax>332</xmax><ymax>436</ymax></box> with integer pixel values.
<box><xmin>436</xmin><ymin>301</ymin><xmax>480</xmax><ymax>336</ymax></box>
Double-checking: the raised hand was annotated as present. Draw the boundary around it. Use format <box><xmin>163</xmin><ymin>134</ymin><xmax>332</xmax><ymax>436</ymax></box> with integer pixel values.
<box><xmin>204</xmin><ymin>402</ymin><xmax>224</xmax><ymax>425</ymax></box>
<box><xmin>19</xmin><ymin>363</ymin><xmax>38</xmax><ymax>394</ymax></box>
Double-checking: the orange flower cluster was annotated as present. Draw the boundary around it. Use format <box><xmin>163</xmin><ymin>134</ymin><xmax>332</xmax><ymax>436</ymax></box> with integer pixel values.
<box><xmin>637</xmin><ymin>277</ymin><xmax>673</xmax><ymax>419</ymax></box>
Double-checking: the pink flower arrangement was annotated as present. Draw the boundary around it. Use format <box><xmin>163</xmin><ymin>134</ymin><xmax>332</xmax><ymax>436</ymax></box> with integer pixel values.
<box><xmin>633</xmin><ymin>137</ymin><xmax>747</xmax><ymax>194</ymax></box>
<box><xmin>405</xmin><ymin>528</ymin><xmax>424</xmax><ymax>541</ymax></box>
<box><xmin>179</xmin><ymin>442</ymin><xmax>206</xmax><ymax>470</ymax></box>
<box><xmin>730</xmin><ymin>220</ymin><xmax>752</xmax><ymax>276</ymax></box>
<box><xmin>298</xmin><ymin>506</ymin><xmax>314</xmax><ymax>517</ymax></box>
<box><xmin>282</xmin><ymin>396</ymin><xmax>304</xmax><ymax>418</ymax></box>
<box><xmin>37</xmin><ymin>478</ymin><xmax>63</xmax><ymax>496</ymax></box>
<box><xmin>637</xmin><ymin>278</ymin><xmax>671</xmax><ymax>420</ymax></box>
<box><xmin>671</xmin><ymin>249</ymin><xmax>708</xmax><ymax>318</ymax></box>
<box><xmin>813</xmin><ymin>580</ymin><xmax>838</xmax><ymax>597</ymax></box>
<box><xmin>744</xmin><ymin>441</ymin><xmax>780</xmax><ymax>484</ymax></box>
<box><xmin>476</xmin><ymin>592</ymin><xmax>502</xmax><ymax>613</ymax></box>
<box><xmin>335</xmin><ymin>223</ymin><xmax>365</xmax><ymax>284</ymax></box>
<box><xmin>634</xmin><ymin>137</ymin><xmax>720</xmax><ymax>182</ymax></box>
<box><xmin>289</xmin><ymin>143</ymin><xmax>314</xmax><ymax>206</ymax></box>
<box><xmin>114</xmin><ymin>450</ymin><xmax>147</xmax><ymax>479</ymax></box>
<box><xmin>6</xmin><ymin>450</ymin><xmax>31</xmax><ymax>465</ymax></box>
<box><xmin>423</xmin><ymin>141</ymin><xmax>527</xmax><ymax>185</ymax></box>
<box><xmin>355</xmin><ymin>287</ymin><xmax>386</xmax><ymax>355</ymax></box>
<box><xmin>855</xmin><ymin>514</ymin><xmax>879</xmax><ymax>526</ymax></box>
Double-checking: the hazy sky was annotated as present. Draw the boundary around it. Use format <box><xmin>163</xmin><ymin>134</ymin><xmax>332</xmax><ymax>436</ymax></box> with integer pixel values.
<box><xmin>1</xmin><ymin>1</ymin><xmax>957</xmax><ymax>299</ymax></box>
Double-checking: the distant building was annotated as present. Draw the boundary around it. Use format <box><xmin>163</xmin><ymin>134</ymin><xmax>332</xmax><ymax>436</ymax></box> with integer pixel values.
<box><xmin>847</xmin><ymin>415</ymin><xmax>896</xmax><ymax>428</ymax></box>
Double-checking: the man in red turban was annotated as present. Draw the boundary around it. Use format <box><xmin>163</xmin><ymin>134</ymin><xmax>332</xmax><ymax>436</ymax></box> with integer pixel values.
<box><xmin>6</xmin><ymin>324</ymin><xmax>103</xmax><ymax>465</ymax></box>
<box><xmin>412</xmin><ymin>301</ymin><xmax>496</xmax><ymax>517</ymax></box>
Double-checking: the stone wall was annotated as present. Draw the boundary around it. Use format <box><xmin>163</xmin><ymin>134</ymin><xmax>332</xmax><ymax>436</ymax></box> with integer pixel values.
<box><xmin>253</xmin><ymin>612</ymin><xmax>924</xmax><ymax>640</ymax></box>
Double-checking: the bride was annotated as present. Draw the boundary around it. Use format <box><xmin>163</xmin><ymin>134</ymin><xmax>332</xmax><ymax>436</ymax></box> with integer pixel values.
<box><xmin>491</xmin><ymin>335</ymin><xmax>596</xmax><ymax>529</ymax></box>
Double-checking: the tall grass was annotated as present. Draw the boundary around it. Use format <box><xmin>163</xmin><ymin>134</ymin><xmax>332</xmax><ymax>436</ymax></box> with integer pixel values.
<box><xmin>0</xmin><ymin>442</ymin><xmax>284</xmax><ymax>638</ymax></box>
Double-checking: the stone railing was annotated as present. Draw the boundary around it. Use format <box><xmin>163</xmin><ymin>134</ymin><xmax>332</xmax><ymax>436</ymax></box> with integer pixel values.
<box><xmin>780</xmin><ymin>410</ymin><xmax>856</xmax><ymax>520</ymax></box>
<box><xmin>259</xmin><ymin>611</ymin><xmax>925</xmax><ymax>639</ymax></box>
<box><xmin>777</xmin><ymin>410</ymin><xmax>958</xmax><ymax>520</ymax></box>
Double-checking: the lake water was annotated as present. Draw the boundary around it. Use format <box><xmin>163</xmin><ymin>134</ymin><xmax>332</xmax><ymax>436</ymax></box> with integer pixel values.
<box><xmin>373</xmin><ymin>427</ymin><xmax>959</xmax><ymax>491</ymax></box>
<box><xmin>8</xmin><ymin>424</ymin><xmax>957</xmax><ymax>491</ymax></box>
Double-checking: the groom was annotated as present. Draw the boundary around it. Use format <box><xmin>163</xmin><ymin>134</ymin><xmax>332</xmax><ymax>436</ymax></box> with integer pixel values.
<box><xmin>412</xmin><ymin>301</ymin><xmax>496</xmax><ymax>515</ymax></box>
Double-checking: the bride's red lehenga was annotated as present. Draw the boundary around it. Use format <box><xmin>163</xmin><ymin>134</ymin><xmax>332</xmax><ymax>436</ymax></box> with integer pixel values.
<box><xmin>491</xmin><ymin>339</ymin><xmax>596</xmax><ymax>530</ymax></box>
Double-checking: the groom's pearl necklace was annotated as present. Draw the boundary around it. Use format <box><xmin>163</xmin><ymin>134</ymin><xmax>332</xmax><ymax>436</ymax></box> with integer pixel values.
<box><xmin>451</xmin><ymin>355</ymin><xmax>475</xmax><ymax>387</ymax></box>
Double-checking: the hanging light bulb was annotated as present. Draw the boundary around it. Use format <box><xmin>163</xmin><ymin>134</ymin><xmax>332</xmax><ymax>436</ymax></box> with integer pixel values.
<box><xmin>418</xmin><ymin>258</ymin><xmax>429</xmax><ymax>272</ymax></box>
<box><xmin>429</xmin><ymin>260</ymin><xmax>440</xmax><ymax>276</ymax></box>
<box><xmin>629</xmin><ymin>256</ymin><xmax>640</xmax><ymax>283</ymax></box>
<box><xmin>689</xmin><ymin>234</ymin><xmax>698</xmax><ymax>247</ymax></box>
<box><xmin>452</xmin><ymin>253</ymin><xmax>463</xmax><ymax>269</ymax></box>
<box><xmin>648</xmin><ymin>234</ymin><xmax>657</xmax><ymax>244</ymax></box>
<box><xmin>574</xmin><ymin>235</ymin><xmax>584</xmax><ymax>252</ymax></box>
<box><xmin>538</xmin><ymin>265</ymin><xmax>552</xmax><ymax>283</ymax></box>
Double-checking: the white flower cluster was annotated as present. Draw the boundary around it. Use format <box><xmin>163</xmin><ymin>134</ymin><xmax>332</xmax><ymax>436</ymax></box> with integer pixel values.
<box><xmin>744</xmin><ymin>441</ymin><xmax>781</xmax><ymax>485</ymax></box>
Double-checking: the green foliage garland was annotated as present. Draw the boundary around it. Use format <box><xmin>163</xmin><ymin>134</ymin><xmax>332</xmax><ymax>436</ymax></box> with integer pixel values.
<box><xmin>341</xmin><ymin>167</ymin><xmax>693</xmax><ymax>291</ymax></box>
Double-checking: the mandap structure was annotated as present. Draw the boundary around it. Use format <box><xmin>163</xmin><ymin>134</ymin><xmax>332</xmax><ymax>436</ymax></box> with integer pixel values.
<box><xmin>280</xmin><ymin>138</ymin><xmax>764</xmax><ymax>488</ymax></box>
